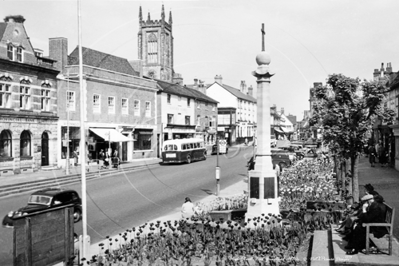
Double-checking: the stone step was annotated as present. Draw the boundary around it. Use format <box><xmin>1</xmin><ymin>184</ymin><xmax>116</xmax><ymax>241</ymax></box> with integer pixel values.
<box><xmin>311</xmin><ymin>230</ymin><xmax>332</xmax><ymax>266</ymax></box>
<box><xmin>331</xmin><ymin>225</ymin><xmax>399</xmax><ymax>266</ymax></box>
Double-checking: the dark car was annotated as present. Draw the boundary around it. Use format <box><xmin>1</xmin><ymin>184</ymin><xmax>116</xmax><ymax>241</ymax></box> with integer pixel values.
<box><xmin>248</xmin><ymin>150</ymin><xmax>292</xmax><ymax>171</ymax></box>
<box><xmin>2</xmin><ymin>188</ymin><xmax>82</xmax><ymax>228</ymax></box>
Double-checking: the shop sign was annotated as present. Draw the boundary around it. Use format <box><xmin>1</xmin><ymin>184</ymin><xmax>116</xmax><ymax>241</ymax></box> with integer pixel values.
<box><xmin>0</xmin><ymin>117</ymin><xmax>36</xmax><ymax>123</ymax></box>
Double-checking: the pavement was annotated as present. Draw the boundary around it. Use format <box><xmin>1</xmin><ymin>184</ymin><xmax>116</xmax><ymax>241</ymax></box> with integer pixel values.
<box><xmin>311</xmin><ymin>155</ymin><xmax>399</xmax><ymax>266</ymax></box>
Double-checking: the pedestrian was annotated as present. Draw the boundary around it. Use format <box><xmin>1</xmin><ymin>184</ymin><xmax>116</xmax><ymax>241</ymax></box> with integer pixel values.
<box><xmin>73</xmin><ymin>147</ymin><xmax>79</xmax><ymax>166</ymax></box>
<box><xmin>104</xmin><ymin>148</ymin><xmax>111</xmax><ymax>169</ymax></box>
<box><xmin>378</xmin><ymin>144</ymin><xmax>386</xmax><ymax>167</ymax></box>
<box><xmin>181</xmin><ymin>197</ymin><xmax>195</xmax><ymax>219</ymax></box>
<box><xmin>368</xmin><ymin>145</ymin><xmax>376</xmax><ymax>167</ymax></box>
<box><xmin>98</xmin><ymin>149</ymin><xmax>105</xmax><ymax>169</ymax></box>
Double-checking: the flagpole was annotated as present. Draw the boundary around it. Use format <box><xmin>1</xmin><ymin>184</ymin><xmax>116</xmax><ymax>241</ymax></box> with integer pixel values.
<box><xmin>78</xmin><ymin>0</ymin><xmax>88</xmax><ymax>259</ymax></box>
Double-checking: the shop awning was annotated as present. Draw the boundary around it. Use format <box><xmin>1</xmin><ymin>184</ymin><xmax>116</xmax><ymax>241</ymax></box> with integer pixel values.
<box><xmin>90</xmin><ymin>128</ymin><xmax>132</xmax><ymax>142</ymax></box>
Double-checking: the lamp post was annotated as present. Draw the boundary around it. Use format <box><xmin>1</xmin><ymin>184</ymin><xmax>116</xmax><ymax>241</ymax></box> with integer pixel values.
<box><xmin>245</xmin><ymin>23</ymin><xmax>280</xmax><ymax>224</ymax></box>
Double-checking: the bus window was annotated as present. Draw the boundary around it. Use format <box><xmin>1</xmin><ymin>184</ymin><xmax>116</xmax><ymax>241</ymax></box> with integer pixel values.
<box><xmin>190</xmin><ymin>143</ymin><xmax>194</xmax><ymax>149</ymax></box>
<box><xmin>164</xmin><ymin>145</ymin><xmax>168</xmax><ymax>151</ymax></box>
<box><xmin>174</xmin><ymin>145</ymin><xmax>178</xmax><ymax>151</ymax></box>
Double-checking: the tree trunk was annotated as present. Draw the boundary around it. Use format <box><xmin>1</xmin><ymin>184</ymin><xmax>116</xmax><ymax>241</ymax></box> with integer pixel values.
<box><xmin>341</xmin><ymin>160</ymin><xmax>346</xmax><ymax>196</ymax></box>
<box><xmin>351</xmin><ymin>155</ymin><xmax>359</xmax><ymax>202</ymax></box>
<box><xmin>346</xmin><ymin>158</ymin><xmax>353</xmax><ymax>200</ymax></box>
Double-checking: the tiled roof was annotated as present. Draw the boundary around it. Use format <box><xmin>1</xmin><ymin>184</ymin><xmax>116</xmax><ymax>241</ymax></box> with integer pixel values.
<box><xmin>209</xmin><ymin>82</ymin><xmax>256</xmax><ymax>103</ymax></box>
<box><xmin>68</xmin><ymin>46</ymin><xmax>139</xmax><ymax>76</ymax></box>
<box><xmin>156</xmin><ymin>79</ymin><xmax>218</xmax><ymax>104</ymax></box>
<box><xmin>0</xmin><ymin>23</ymin><xmax>7</xmax><ymax>40</ymax></box>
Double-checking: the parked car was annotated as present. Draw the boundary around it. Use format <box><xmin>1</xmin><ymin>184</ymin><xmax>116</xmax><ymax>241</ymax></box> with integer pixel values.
<box><xmin>2</xmin><ymin>188</ymin><xmax>82</xmax><ymax>228</ymax></box>
<box><xmin>281</xmin><ymin>145</ymin><xmax>305</xmax><ymax>160</ymax></box>
<box><xmin>247</xmin><ymin>149</ymin><xmax>292</xmax><ymax>171</ymax></box>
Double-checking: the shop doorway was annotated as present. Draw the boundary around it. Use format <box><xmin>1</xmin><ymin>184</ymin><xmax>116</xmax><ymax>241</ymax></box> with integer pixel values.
<box><xmin>41</xmin><ymin>132</ymin><xmax>49</xmax><ymax>166</ymax></box>
<box><xmin>122</xmin><ymin>142</ymin><xmax>127</xmax><ymax>161</ymax></box>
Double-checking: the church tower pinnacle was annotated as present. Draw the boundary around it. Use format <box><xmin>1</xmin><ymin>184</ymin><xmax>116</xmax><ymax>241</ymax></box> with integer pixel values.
<box><xmin>137</xmin><ymin>5</ymin><xmax>174</xmax><ymax>82</ymax></box>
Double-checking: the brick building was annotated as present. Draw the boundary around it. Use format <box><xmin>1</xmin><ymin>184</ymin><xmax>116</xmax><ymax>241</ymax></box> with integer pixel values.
<box><xmin>0</xmin><ymin>16</ymin><xmax>59</xmax><ymax>175</ymax></box>
<box><xmin>49</xmin><ymin>38</ymin><xmax>158</xmax><ymax>168</ymax></box>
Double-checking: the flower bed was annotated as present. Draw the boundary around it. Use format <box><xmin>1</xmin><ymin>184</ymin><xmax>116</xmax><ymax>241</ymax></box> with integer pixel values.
<box><xmin>80</xmin><ymin>160</ymin><xmax>340</xmax><ymax>266</ymax></box>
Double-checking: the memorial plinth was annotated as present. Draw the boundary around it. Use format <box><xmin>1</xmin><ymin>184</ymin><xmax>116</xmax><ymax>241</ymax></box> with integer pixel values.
<box><xmin>245</xmin><ymin>48</ymin><xmax>280</xmax><ymax>223</ymax></box>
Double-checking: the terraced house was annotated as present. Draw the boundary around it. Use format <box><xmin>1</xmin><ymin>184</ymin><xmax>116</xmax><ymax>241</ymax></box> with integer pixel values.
<box><xmin>0</xmin><ymin>16</ymin><xmax>59</xmax><ymax>175</ymax></box>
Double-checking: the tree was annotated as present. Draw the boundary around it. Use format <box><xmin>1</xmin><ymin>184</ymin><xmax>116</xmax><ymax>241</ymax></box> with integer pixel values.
<box><xmin>310</xmin><ymin>74</ymin><xmax>394</xmax><ymax>201</ymax></box>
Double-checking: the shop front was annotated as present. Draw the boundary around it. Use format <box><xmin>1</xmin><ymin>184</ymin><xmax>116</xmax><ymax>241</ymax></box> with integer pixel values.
<box><xmin>58</xmin><ymin>123</ymin><xmax>135</xmax><ymax>168</ymax></box>
<box><xmin>132</xmin><ymin>127</ymin><xmax>156</xmax><ymax>159</ymax></box>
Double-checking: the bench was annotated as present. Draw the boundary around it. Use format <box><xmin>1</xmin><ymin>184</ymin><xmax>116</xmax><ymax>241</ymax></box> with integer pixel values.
<box><xmin>363</xmin><ymin>203</ymin><xmax>395</xmax><ymax>255</ymax></box>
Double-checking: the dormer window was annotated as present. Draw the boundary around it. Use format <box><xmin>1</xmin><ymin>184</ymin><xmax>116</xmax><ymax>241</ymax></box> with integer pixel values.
<box><xmin>16</xmin><ymin>47</ymin><xmax>23</xmax><ymax>62</ymax></box>
<box><xmin>7</xmin><ymin>44</ymin><xmax>23</xmax><ymax>62</ymax></box>
<box><xmin>7</xmin><ymin>44</ymin><xmax>13</xmax><ymax>60</ymax></box>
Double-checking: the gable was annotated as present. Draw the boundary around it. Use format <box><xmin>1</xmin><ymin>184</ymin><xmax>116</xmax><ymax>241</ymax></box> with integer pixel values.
<box><xmin>0</xmin><ymin>21</ymin><xmax>36</xmax><ymax>63</ymax></box>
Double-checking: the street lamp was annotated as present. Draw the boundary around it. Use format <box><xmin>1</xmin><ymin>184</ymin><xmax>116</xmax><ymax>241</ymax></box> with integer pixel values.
<box><xmin>215</xmin><ymin>116</ymin><xmax>220</xmax><ymax>196</ymax></box>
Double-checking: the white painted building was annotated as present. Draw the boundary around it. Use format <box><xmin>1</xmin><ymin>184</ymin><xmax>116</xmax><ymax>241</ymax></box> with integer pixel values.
<box><xmin>207</xmin><ymin>75</ymin><xmax>257</xmax><ymax>144</ymax></box>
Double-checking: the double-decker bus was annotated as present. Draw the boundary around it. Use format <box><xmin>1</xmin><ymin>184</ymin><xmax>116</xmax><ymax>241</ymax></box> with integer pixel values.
<box><xmin>161</xmin><ymin>138</ymin><xmax>207</xmax><ymax>164</ymax></box>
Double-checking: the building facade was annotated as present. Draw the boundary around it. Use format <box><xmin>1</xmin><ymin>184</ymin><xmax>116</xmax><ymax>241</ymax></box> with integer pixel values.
<box><xmin>206</xmin><ymin>75</ymin><xmax>257</xmax><ymax>145</ymax></box>
<box><xmin>156</xmin><ymin>79</ymin><xmax>218</xmax><ymax>155</ymax></box>
<box><xmin>0</xmin><ymin>16</ymin><xmax>59</xmax><ymax>175</ymax></box>
<box><xmin>50</xmin><ymin>38</ymin><xmax>158</xmax><ymax>168</ymax></box>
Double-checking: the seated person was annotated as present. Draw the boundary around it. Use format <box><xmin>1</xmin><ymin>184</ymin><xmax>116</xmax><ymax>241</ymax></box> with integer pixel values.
<box><xmin>336</xmin><ymin>184</ymin><xmax>379</xmax><ymax>234</ymax></box>
<box><xmin>344</xmin><ymin>194</ymin><xmax>388</xmax><ymax>255</ymax></box>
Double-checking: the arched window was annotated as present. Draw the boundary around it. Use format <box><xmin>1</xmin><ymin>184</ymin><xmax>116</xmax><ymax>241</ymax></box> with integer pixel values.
<box><xmin>0</xmin><ymin>130</ymin><xmax>12</xmax><ymax>158</ymax></box>
<box><xmin>20</xmin><ymin>130</ymin><xmax>31</xmax><ymax>157</ymax></box>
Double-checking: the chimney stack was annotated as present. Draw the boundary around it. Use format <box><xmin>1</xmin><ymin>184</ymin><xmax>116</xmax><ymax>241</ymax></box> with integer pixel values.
<box><xmin>214</xmin><ymin>75</ymin><xmax>223</xmax><ymax>85</ymax></box>
<box><xmin>49</xmin><ymin>37</ymin><xmax>68</xmax><ymax>72</ymax></box>
<box><xmin>248</xmin><ymin>85</ymin><xmax>253</xmax><ymax>96</ymax></box>
<box><xmin>193</xmin><ymin>78</ymin><xmax>198</xmax><ymax>91</ymax></box>
<box><xmin>281</xmin><ymin>107</ymin><xmax>284</xmax><ymax>114</ymax></box>
<box><xmin>240</xmin><ymin>80</ymin><xmax>247</xmax><ymax>94</ymax></box>
<box><xmin>386</xmin><ymin>62</ymin><xmax>393</xmax><ymax>74</ymax></box>
<box><xmin>381</xmin><ymin>63</ymin><xmax>385</xmax><ymax>77</ymax></box>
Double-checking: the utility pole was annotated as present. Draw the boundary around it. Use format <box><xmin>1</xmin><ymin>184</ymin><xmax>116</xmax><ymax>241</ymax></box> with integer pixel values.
<box><xmin>78</xmin><ymin>0</ymin><xmax>89</xmax><ymax>258</ymax></box>
<box><xmin>66</xmin><ymin>70</ymin><xmax>70</xmax><ymax>175</ymax></box>
<box><xmin>215</xmin><ymin>113</ymin><xmax>220</xmax><ymax>196</ymax></box>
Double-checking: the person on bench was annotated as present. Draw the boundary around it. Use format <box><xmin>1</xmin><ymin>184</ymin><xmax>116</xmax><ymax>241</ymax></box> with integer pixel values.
<box><xmin>336</xmin><ymin>184</ymin><xmax>378</xmax><ymax>235</ymax></box>
<box><xmin>344</xmin><ymin>194</ymin><xmax>388</xmax><ymax>255</ymax></box>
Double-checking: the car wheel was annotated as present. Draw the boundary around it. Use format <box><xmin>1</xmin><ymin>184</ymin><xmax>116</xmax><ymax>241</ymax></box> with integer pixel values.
<box><xmin>187</xmin><ymin>155</ymin><xmax>191</xmax><ymax>164</ymax></box>
<box><xmin>279</xmin><ymin>162</ymin><xmax>287</xmax><ymax>170</ymax></box>
<box><xmin>73</xmin><ymin>209</ymin><xmax>82</xmax><ymax>223</ymax></box>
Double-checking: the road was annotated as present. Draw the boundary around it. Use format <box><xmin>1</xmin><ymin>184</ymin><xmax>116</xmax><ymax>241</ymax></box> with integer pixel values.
<box><xmin>0</xmin><ymin>145</ymin><xmax>253</xmax><ymax>265</ymax></box>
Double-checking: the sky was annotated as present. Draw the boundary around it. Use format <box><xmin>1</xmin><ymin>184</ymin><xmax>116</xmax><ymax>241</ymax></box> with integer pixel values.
<box><xmin>1</xmin><ymin>0</ymin><xmax>399</xmax><ymax>119</ymax></box>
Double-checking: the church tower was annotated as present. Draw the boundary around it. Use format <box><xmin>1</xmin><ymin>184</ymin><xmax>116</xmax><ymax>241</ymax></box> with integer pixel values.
<box><xmin>138</xmin><ymin>5</ymin><xmax>174</xmax><ymax>82</ymax></box>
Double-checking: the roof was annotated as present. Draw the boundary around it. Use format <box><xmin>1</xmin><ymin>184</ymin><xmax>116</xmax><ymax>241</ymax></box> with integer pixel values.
<box><xmin>209</xmin><ymin>82</ymin><xmax>256</xmax><ymax>103</ymax></box>
<box><xmin>389</xmin><ymin>71</ymin><xmax>399</xmax><ymax>91</ymax></box>
<box><xmin>156</xmin><ymin>79</ymin><xmax>218</xmax><ymax>104</ymax></box>
<box><xmin>68</xmin><ymin>46</ymin><xmax>139</xmax><ymax>76</ymax></box>
<box><xmin>31</xmin><ymin>188</ymin><xmax>77</xmax><ymax>197</ymax></box>
<box><xmin>0</xmin><ymin>23</ymin><xmax>7</xmax><ymax>39</ymax></box>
